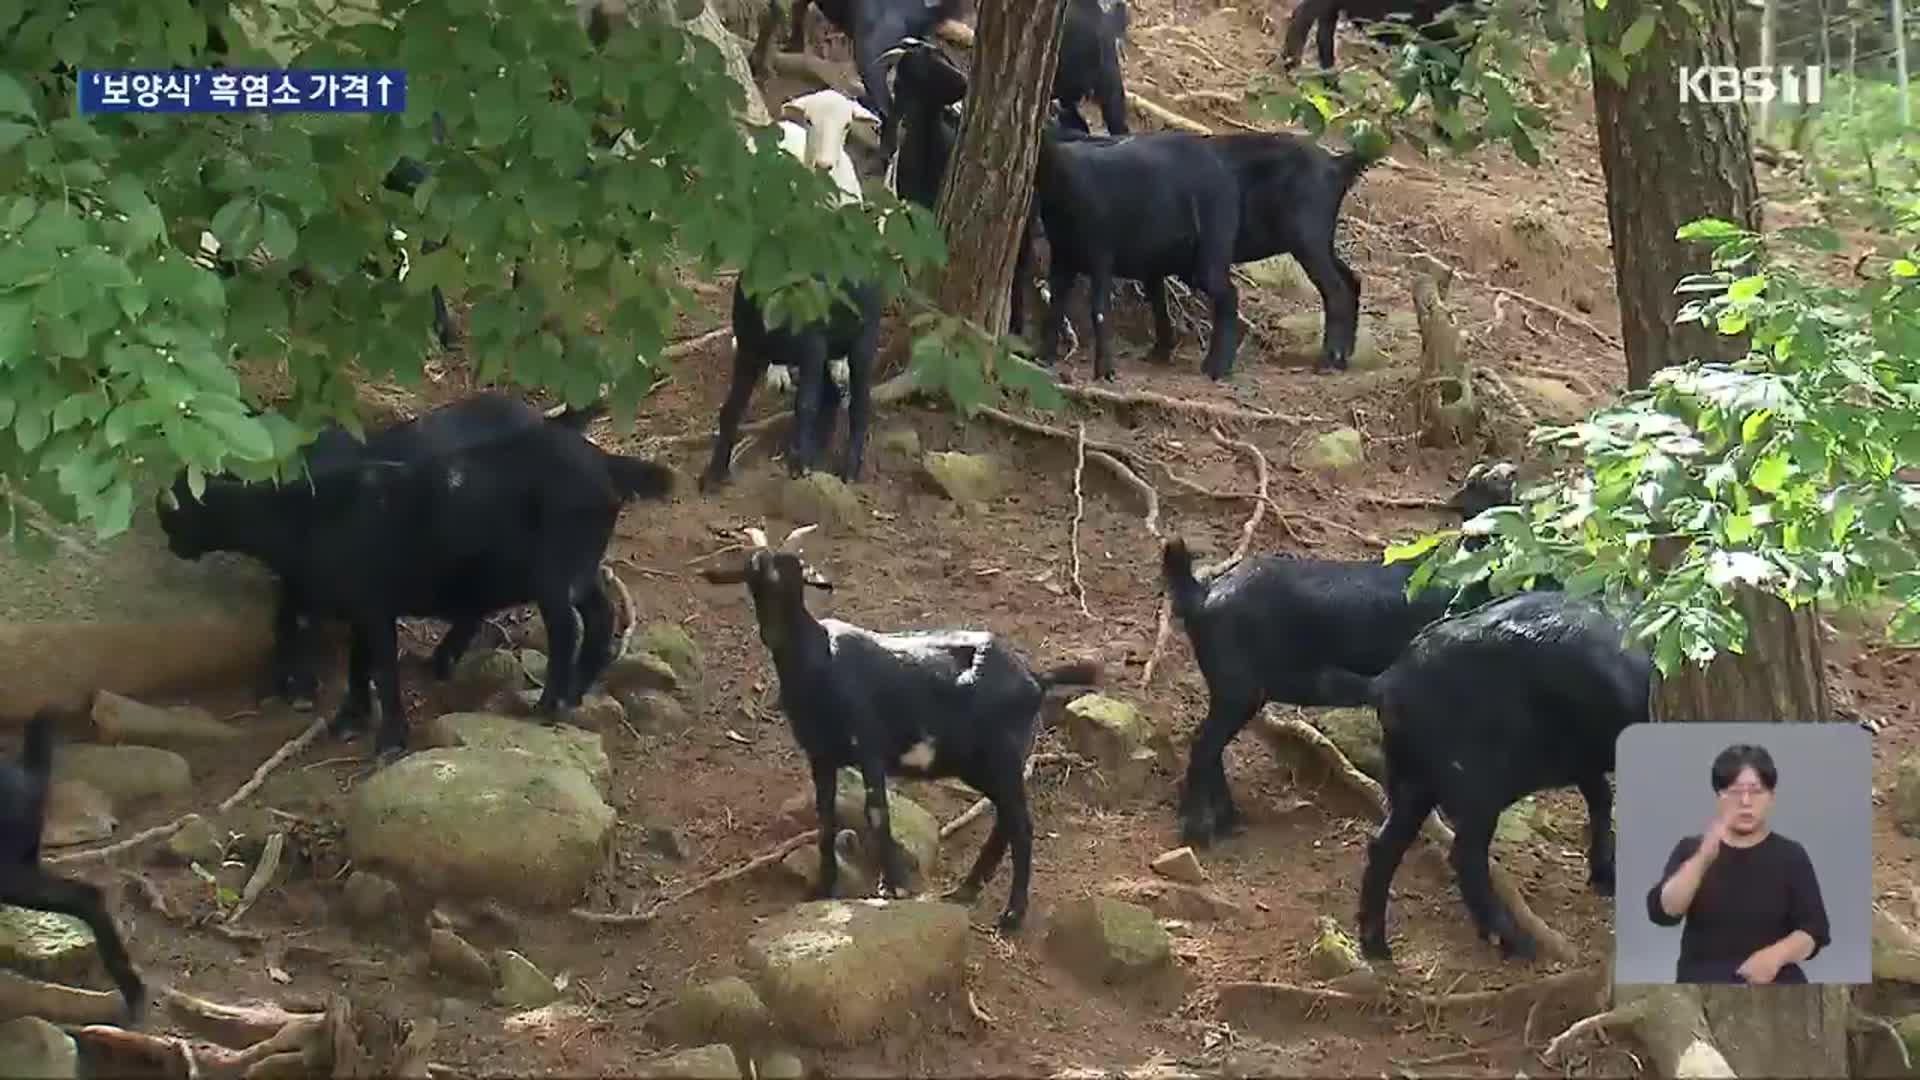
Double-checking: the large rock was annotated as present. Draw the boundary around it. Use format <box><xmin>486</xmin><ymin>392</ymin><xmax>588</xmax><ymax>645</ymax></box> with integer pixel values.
<box><xmin>1241</xmin><ymin>255</ymin><xmax>1313</xmax><ymax>298</ymax></box>
<box><xmin>0</xmin><ymin>1016</ymin><xmax>76</xmax><ymax>1079</ymax></box>
<box><xmin>160</xmin><ymin>813</ymin><xmax>224</xmax><ymax>867</ymax></box>
<box><xmin>0</xmin><ymin>511</ymin><xmax>276</xmax><ymax>719</ymax></box>
<box><xmin>493</xmin><ymin>950</ymin><xmax>559</xmax><ymax>1009</ymax></box>
<box><xmin>51</xmin><ymin>744</ymin><xmax>191</xmax><ymax>807</ymax></box>
<box><xmin>90</xmin><ymin>691</ymin><xmax>242</xmax><ymax>744</ymax></box>
<box><xmin>775</xmin><ymin>769</ymin><xmax>939</xmax><ymax>891</ymax></box>
<box><xmin>422</xmin><ymin>713</ymin><xmax>611</xmax><ymax>798</ymax></box>
<box><xmin>1046</xmin><ymin>897</ymin><xmax>1174</xmax><ymax>987</ymax></box>
<box><xmin>1307</xmin><ymin>708</ymin><xmax>1382</xmax><ymax>781</ymax></box>
<box><xmin>344</xmin><ymin>747</ymin><xmax>614</xmax><ymax>907</ymax></box>
<box><xmin>743</xmin><ymin>899</ymin><xmax>970</xmax><ymax>1047</ymax></box>
<box><xmin>1305</xmin><ymin>915</ymin><xmax>1369</xmax><ymax>980</ymax></box>
<box><xmin>0</xmin><ymin>908</ymin><xmax>101</xmax><ymax>984</ymax></box>
<box><xmin>40</xmin><ymin>779</ymin><xmax>116</xmax><ymax>848</ymax></box>
<box><xmin>1062</xmin><ymin>695</ymin><xmax>1156</xmax><ymax>802</ymax></box>
<box><xmin>648</xmin><ymin>976</ymin><xmax>774</xmax><ymax>1050</ymax></box>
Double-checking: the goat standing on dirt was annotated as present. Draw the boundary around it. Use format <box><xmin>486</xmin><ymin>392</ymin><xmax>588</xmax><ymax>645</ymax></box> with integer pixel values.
<box><xmin>1280</xmin><ymin>0</ymin><xmax>1482</xmax><ymax>73</ymax></box>
<box><xmin>0</xmin><ymin>710</ymin><xmax>146</xmax><ymax>1022</ymax></box>
<box><xmin>699</xmin><ymin>525</ymin><xmax>1101</xmax><ymax>932</ymax></box>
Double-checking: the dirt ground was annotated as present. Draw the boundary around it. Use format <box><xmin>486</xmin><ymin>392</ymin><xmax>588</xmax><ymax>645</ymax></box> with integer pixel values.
<box><xmin>30</xmin><ymin>0</ymin><xmax>1920</xmax><ymax>1076</ymax></box>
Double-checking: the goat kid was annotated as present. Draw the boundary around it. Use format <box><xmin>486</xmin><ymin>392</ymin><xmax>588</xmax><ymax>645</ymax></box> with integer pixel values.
<box><xmin>1</xmin><ymin>709</ymin><xmax>146</xmax><ymax>1022</ymax></box>
<box><xmin>779</xmin><ymin>0</ymin><xmax>966</xmax><ymax>160</ymax></box>
<box><xmin>705</xmin><ymin>90</ymin><xmax>885</xmax><ymax>492</ymax></box>
<box><xmin>699</xmin><ymin>525</ymin><xmax>1100</xmax><ymax>931</ymax></box>
<box><xmin>1348</xmin><ymin>591</ymin><xmax>1645</xmax><ymax>962</ymax></box>
<box><xmin>1161</xmin><ymin>462</ymin><xmax>1518</xmax><ymax>847</ymax></box>
<box><xmin>158</xmin><ymin>398</ymin><xmax>673</xmax><ymax>758</ymax></box>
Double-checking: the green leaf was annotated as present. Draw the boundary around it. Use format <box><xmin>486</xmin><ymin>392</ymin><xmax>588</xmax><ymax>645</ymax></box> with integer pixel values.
<box><xmin>15</xmin><ymin>407</ymin><xmax>47</xmax><ymax>452</ymax></box>
<box><xmin>197</xmin><ymin>410</ymin><xmax>277</xmax><ymax>462</ymax></box>
<box><xmin>1749</xmin><ymin>447</ymin><xmax>1791</xmax><ymax>493</ymax></box>
<box><xmin>1619</xmin><ymin>12</ymin><xmax>1658</xmax><ymax>55</ymax></box>
<box><xmin>1384</xmin><ymin>532</ymin><xmax>1444</xmax><ymax>563</ymax></box>
<box><xmin>0</xmin><ymin>121</ymin><xmax>30</xmax><ymax>153</ymax></box>
<box><xmin>259</xmin><ymin>207</ymin><xmax>299</xmax><ymax>262</ymax></box>
<box><xmin>1547</xmin><ymin>41</ymin><xmax>1584</xmax><ymax>78</ymax></box>
<box><xmin>104</xmin><ymin>176</ymin><xmax>165</xmax><ymax>253</ymax></box>
<box><xmin>93</xmin><ymin>476</ymin><xmax>134</xmax><ymax>538</ymax></box>
<box><xmin>0</xmin><ymin>297</ymin><xmax>29</xmax><ymax>366</ymax></box>
<box><xmin>0</xmin><ymin>73</ymin><xmax>36</xmax><ymax>121</ymax></box>
<box><xmin>1677</xmin><ymin>218</ymin><xmax>1744</xmax><ymax>242</ymax></box>
<box><xmin>1726</xmin><ymin>274</ymin><xmax>1767</xmax><ymax>301</ymax></box>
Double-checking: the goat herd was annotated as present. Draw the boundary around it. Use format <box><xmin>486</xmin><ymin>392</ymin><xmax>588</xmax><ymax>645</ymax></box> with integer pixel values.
<box><xmin>2</xmin><ymin>0</ymin><xmax>1639</xmax><ymax>1045</ymax></box>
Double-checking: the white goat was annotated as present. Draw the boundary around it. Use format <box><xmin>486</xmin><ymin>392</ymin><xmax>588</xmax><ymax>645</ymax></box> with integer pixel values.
<box><xmin>744</xmin><ymin>88</ymin><xmax>879</xmax><ymax>397</ymax></box>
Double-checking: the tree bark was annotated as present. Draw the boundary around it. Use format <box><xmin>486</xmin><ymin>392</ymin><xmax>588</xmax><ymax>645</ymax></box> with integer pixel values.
<box><xmin>1591</xmin><ymin>0</ymin><xmax>1761</xmax><ymax>390</ymax></box>
<box><xmin>930</xmin><ymin>0</ymin><xmax>1070</xmax><ymax>354</ymax></box>
<box><xmin>1590</xmin><ymin>1</ymin><xmax>1850</xmax><ymax>1075</ymax></box>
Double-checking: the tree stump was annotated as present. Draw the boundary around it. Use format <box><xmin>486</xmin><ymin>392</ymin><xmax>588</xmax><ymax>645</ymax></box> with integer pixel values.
<box><xmin>1409</xmin><ymin>255</ymin><xmax>1474</xmax><ymax>447</ymax></box>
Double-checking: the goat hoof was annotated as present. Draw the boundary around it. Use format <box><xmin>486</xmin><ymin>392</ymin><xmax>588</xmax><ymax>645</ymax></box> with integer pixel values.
<box><xmin>1358</xmin><ymin>934</ymin><xmax>1392</xmax><ymax>963</ymax></box>
<box><xmin>372</xmin><ymin>743</ymin><xmax>408</xmax><ymax>766</ymax></box>
<box><xmin>994</xmin><ymin>910</ymin><xmax>1025</xmax><ymax>935</ymax></box>
<box><xmin>1590</xmin><ymin>872</ymin><xmax>1615</xmax><ymax>897</ymax></box>
<box><xmin>697</xmin><ymin>471</ymin><xmax>728</xmax><ymax>494</ymax></box>
<box><xmin>1497</xmin><ymin>932</ymin><xmax>1538</xmax><ymax>962</ymax></box>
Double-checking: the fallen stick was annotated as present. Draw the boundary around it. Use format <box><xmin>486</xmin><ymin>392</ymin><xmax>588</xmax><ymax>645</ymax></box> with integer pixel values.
<box><xmin>570</xmin><ymin>830</ymin><xmax>818</xmax><ymax>926</ymax></box>
<box><xmin>1139</xmin><ymin>596</ymin><xmax>1175</xmax><ymax>692</ymax></box>
<box><xmin>602</xmin><ymin>562</ymin><xmax>638</xmax><ymax>664</ymax></box>
<box><xmin>0</xmin><ymin>968</ymin><xmax>127</xmax><ymax>1026</ymax></box>
<box><xmin>974</xmin><ymin>405</ymin><xmax>1162</xmax><ymax>535</ymax></box>
<box><xmin>226</xmin><ymin>831</ymin><xmax>285</xmax><ymax>924</ymax></box>
<box><xmin>51</xmin><ymin>715</ymin><xmax>330</xmax><ymax>866</ymax></box>
<box><xmin>1057</xmin><ymin>382</ymin><xmax>1325</xmax><ymax>425</ymax></box>
<box><xmin>1126</xmin><ymin>90</ymin><xmax>1212</xmax><ymax>134</ymax></box>
<box><xmin>1359</xmin><ymin>491</ymin><xmax>1452</xmax><ymax>511</ymax></box>
<box><xmin>1068</xmin><ymin>423</ymin><xmax>1094</xmax><ymax>619</ymax></box>
<box><xmin>1255</xmin><ymin>711</ymin><xmax>1578</xmax><ymax>963</ymax></box>
<box><xmin>1217</xmin><ymin>966</ymin><xmax>1601</xmax><ymax>1018</ymax></box>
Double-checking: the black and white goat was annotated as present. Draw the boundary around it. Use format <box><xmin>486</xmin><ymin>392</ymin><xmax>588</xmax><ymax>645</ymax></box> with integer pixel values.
<box><xmin>698</xmin><ymin>524</ymin><xmax>1100</xmax><ymax>931</ymax></box>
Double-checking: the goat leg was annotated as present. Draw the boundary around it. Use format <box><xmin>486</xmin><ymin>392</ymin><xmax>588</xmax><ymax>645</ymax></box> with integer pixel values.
<box><xmin>837</xmin><ymin>313</ymin><xmax>880</xmax><ymax>484</ymax></box>
<box><xmin>268</xmin><ymin>583</ymin><xmax>318</xmax><ymax>709</ymax></box>
<box><xmin>571</xmin><ymin>579</ymin><xmax>618</xmax><ymax>706</ymax></box>
<box><xmin>855</xmin><ymin>755</ymin><xmax>911</xmax><ymax>898</ymax></box>
<box><xmin>997</xmin><ymin>786</ymin><xmax>1035</xmax><ymax>933</ymax></box>
<box><xmin>429</xmin><ymin>618</ymin><xmax>484</xmax><ymax>682</ymax></box>
<box><xmin>368</xmin><ymin>618</ymin><xmax>410</xmax><ymax>761</ymax></box>
<box><xmin>0</xmin><ymin>867</ymin><xmax>145</xmax><ymax>1023</ymax></box>
<box><xmin>1357</xmin><ymin>782</ymin><xmax>1437</xmax><ymax>962</ymax></box>
<box><xmin>1576</xmin><ymin>773</ymin><xmax>1616</xmax><ymax>896</ymax></box>
<box><xmin>1037</xmin><ymin>265</ymin><xmax>1076</xmax><ymax>370</ymax></box>
<box><xmin>1144</xmin><ymin>278</ymin><xmax>1176</xmax><ymax>365</ymax></box>
<box><xmin>786</xmin><ymin>341</ymin><xmax>830</xmax><ymax>478</ymax></box>
<box><xmin>1088</xmin><ymin>261</ymin><xmax>1118</xmax><ymax>382</ymax></box>
<box><xmin>531</xmin><ymin>587</ymin><xmax>581</xmax><ymax>722</ymax></box>
<box><xmin>700</xmin><ymin>346</ymin><xmax>763</xmax><ymax>492</ymax></box>
<box><xmin>328</xmin><ymin>623</ymin><xmax>375</xmax><ymax>739</ymax></box>
<box><xmin>809</xmin><ymin>760</ymin><xmax>840</xmax><ymax>900</ymax></box>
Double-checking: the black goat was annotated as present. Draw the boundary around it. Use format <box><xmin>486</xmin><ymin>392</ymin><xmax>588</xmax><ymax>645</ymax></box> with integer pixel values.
<box><xmin>1160</xmin><ymin>463</ymin><xmax>1518</xmax><ymax>847</ymax></box>
<box><xmin>779</xmin><ymin>0</ymin><xmax>966</xmax><ymax>159</ymax></box>
<box><xmin>156</xmin><ymin>395</ymin><xmax>673</xmax><ymax>758</ymax></box>
<box><xmin>698</xmin><ymin>525</ymin><xmax>1101</xmax><ymax>932</ymax></box>
<box><xmin>1</xmin><ymin>710</ymin><xmax>146</xmax><ymax>1022</ymax></box>
<box><xmin>224</xmin><ymin>394</ymin><xmax>605</xmax><ymax>708</ymax></box>
<box><xmin>1350</xmin><ymin>591</ymin><xmax>1646</xmax><ymax>962</ymax></box>
<box><xmin>1280</xmin><ymin>0</ymin><xmax>1482</xmax><ymax>72</ymax></box>
<box><xmin>700</xmin><ymin>275</ymin><xmax>884</xmax><ymax>491</ymax></box>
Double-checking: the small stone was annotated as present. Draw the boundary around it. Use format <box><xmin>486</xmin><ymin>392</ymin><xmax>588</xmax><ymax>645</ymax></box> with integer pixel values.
<box><xmin>1892</xmin><ymin>753</ymin><xmax>1920</xmax><ymax>838</ymax></box>
<box><xmin>756</xmin><ymin>1049</ymin><xmax>808</xmax><ymax>1080</ymax></box>
<box><xmin>634</xmin><ymin>622</ymin><xmax>704</xmax><ymax>689</ymax></box>
<box><xmin>645</xmin><ymin>825</ymin><xmax>690</xmax><ymax>861</ymax></box>
<box><xmin>1149</xmin><ymin>847</ymin><xmax>1205</xmax><ymax>885</ymax></box>
<box><xmin>778</xmin><ymin>836</ymin><xmax>873</xmax><ymax>898</ymax></box>
<box><xmin>647</xmin><ymin>976</ymin><xmax>774</xmax><ymax>1049</ymax></box>
<box><xmin>1305</xmin><ymin>915</ymin><xmax>1370</xmax><ymax>980</ymax></box>
<box><xmin>0</xmin><ymin>908</ymin><xmax>99</xmax><ymax>984</ymax></box>
<box><xmin>637</xmin><ymin>1044</ymin><xmax>739</xmax><ymax>1080</ymax></box>
<box><xmin>1062</xmin><ymin>695</ymin><xmax>1155</xmax><ymax>801</ymax></box>
<box><xmin>1301</xmin><ymin>428</ymin><xmax>1365</xmax><ymax>472</ymax></box>
<box><xmin>1309</xmin><ymin>708</ymin><xmax>1383</xmax><ymax>781</ymax></box>
<box><xmin>429</xmin><ymin>929</ymin><xmax>495</xmax><ymax>987</ymax></box>
<box><xmin>1046</xmin><ymin>896</ymin><xmax>1175</xmax><ymax>986</ymax></box>
<box><xmin>573</xmin><ymin>693</ymin><xmax>627</xmax><ymax>733</ymax></box>
<box><xmin>1494</xmin><ymin>798</ymin><xmax>1539</xmax><ymax>845</ymax></box>
<box><xmin>613</xmin><ymin>689</ymin><xmax>685</xmax><ymax>735</ymax></box>
<box><xmin>774</xmin><ymin>769</ymin><xmax>940</xmax><ymax>891</ymax></box>
<box><xmin>451</xmin><ymin>648</ymin><xmax>525</xmax><ymax>697</ymax></box>
<box><xmin>918</xmin><ymin>451</ymin><xmax>1001</xmax><ymax>507</ymax></box>
<box><xmin>161</xmin><ymin>814</ymin><xmax>225</xmax><ymax>867</ymax></box>
<box><xmin>607</xmin><ymin>655</ymin><xmax>684</xmax><ymax>699</ymax></box>
<box><xmin>775</xmin><ymin>472</ymin><xmax>863</xmax><ymax>534</ymax></box>
<box><xmin>1241</xmin><ymin>255</ymin><xmax>1313</xmax><ymax>297</ymax></box>
<box><xmin>743</xmin><ymin>899</ymin><xmax>970</xmax><ymax>1048</ymax></box>
<box><xmin>343</xmin><ymin>868</ymin><xmax>403</xmax><ymax>922</ymax></box>
<box><xmin>519</xmin><ymin>650</ymin><xmax>549</xmax><ymax>686</ymax></box>
<box><xmin>493</xmin><ymin>949</ymin><xmax>559</xmax><ymax>1008</ymax></box>
<box><xmin>1272</xmin><ymin>311</ymin><xmax>1325</xmax><ymax>357</ymax></box>
<box><xmin>0</xmin><ymin>1016</ymin><xmax>77</xmax><ymax>1079</ymax></box>
<box><xmin>1513</xmin><ymin>375</ymin><xmax>1588</xmax><ymax>420</ymax></box>
<box><xmin>878</xmin><ymin>427</ymin><xmax>922</xmax><ymax>460</ymax></box>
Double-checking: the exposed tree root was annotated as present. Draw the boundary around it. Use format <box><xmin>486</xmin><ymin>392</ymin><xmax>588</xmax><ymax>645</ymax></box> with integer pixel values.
<box><xmin>1254</xmin><ymin>711</ymin><xmax>1578</xmax><ymax>964</ymax></box>
<box><xmin>1358</xmin><ymin>491</ymin><xmax>1452</xmax><ymax>511</ymax></box>
<box><xmin>1216</xmin><ymin>965</ymin><xmax>1602</xmax><ymax>1020</ymax></box>
<box><xmin>975</xmin><ymin>405</ymin><xmax>1160</xmax><ymax>534</ymax></box>
<box><xmin>0</xmin><ymin>968</ymin><xmax>127</xmax><ymax>1026</ymax></box>
<box><xmin>162</xmin><ymin>986</ymin><xmax>313</xmax><ymax>1047</ymax></box>
<box><xmin>570</xmin><ymin>831</ymin><xmax>818</xmax><ymax>926</ymax></box>
<box><xmin>51</xmin><ymin>716</ymin><xmax>330</xmax><ymax>866</ymax></box>
<box><xmin>1069</xmin><ymin>423</ymin><xmax>1094</xmax><ymax>619</ymax></box>
<box><xmin>1057</xmin><ymin>382</ymin><xmax>1326</xmax><ymax>425</ymax></box>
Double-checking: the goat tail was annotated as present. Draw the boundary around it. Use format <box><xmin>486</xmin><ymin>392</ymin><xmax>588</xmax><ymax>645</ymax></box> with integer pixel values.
<box><xmin>1160</xmin><ymin>535</ymin><xmax>1207</xmax><ymax>624</ymax></box>
<box><xmin>21</xmin><ymin>709</ymin><xmax>57</xmax><ymax>779</ymax></box>
<box><xmin>603</xmin><ymin>453</ymin><xmax>676</xmax><ymax>501</ymax></box>
<box><xmin>1036</xmin><ymin>659</ymin><xmax>1102</xmax><ymax>690</ymax></box>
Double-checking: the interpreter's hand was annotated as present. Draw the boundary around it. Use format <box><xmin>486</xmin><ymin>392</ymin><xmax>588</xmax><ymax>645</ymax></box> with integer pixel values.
<box><xmin>1737</xmin><ymin>947</ymin><xmax>1784</xmax><ymax>985</ymax></box>
<box><xmin>1698</xmin><ymin>808</ymin><xmax>1735</xmax><ymax>861</ymax></box>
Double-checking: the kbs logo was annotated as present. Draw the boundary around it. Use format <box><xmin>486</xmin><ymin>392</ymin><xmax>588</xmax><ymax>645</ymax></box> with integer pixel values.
<box><xmin>1677</xmin><ymin>65</ymin><xmax>1824</xmax><ymax>105</ymax></box>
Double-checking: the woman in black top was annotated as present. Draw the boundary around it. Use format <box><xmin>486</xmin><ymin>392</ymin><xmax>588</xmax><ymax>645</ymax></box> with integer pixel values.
<box><xmin>1646</xmin><ymin>743</ymin><xmax>1832</xmax><ymax>984</ymax></box>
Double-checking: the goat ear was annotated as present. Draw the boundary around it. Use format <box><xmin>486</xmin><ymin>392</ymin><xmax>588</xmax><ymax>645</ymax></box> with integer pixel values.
<box><xmin>744</xmin><ymin>527</ymin><xmax>769</xmax><ymax>548</ymax></box>
<box><xmin>848</xmin><ymin>100</ymin><xmax>881</xmax><ymax>127</ymax></box>
<box><xmin>780</xmin><ymin>523</ymin><xmax>818</xmax><ymax>550</ymax></box>
<box><xmin>699</xmin><ymin>565</ymin><xmax>750</xmax><ymax>585</ymax></box>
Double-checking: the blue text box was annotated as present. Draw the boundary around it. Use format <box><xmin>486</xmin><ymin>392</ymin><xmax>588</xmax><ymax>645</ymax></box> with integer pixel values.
<box><xmin>77</xmin><ymin>69</ymin><xmax>406</xmax><ymax>114</ymax></box>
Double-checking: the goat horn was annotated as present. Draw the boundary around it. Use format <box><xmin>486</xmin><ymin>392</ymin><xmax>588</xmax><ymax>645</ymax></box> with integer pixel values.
<box><xmin>745</xmin><ymin>527</ymin><xmax>769</xmax><ymax>548</ymax></box>
<box><xmin>780</xmin><ymin>523</ymin><xmax>819</xmax><ymax>551</ymax></box>
<box><xmin>1463</xmin><ymin>462</ymin><xmax>1487</xmax><ymax>483</ymax></box>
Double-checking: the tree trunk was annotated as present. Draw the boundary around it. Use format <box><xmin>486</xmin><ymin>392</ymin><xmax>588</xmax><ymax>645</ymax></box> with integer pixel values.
<box><xmin>930</xmin><ymin>0</ymin><xmax>1070</xmax><ymax>356</ymax></box>
<box><xmin>1589</xmin><ymin>1</ymin><xmax>1850</xmax><ymax>1075</ymax></box>
<box><xmin>1591</xmin><ymin>0</ymin><xmax>1761</xmax><ymax>391</ymax></box>
<box><xmin>585</xmin><ymin>0</ymin><xmax>772</xmax><ymax>125</ymax></box>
